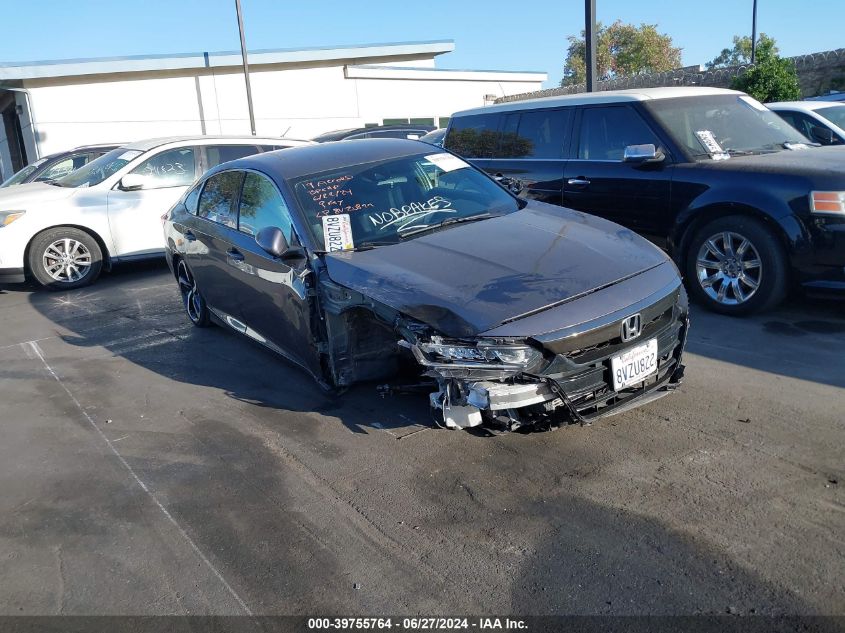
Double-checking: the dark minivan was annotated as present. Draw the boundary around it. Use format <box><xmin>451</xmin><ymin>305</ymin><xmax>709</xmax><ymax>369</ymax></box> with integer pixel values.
<box><xmin>445</xmin><ymin>87</ymin><xmax>845</xmax><ymax>315</ymax></box>
<box><xmin>164</xmin><ymin>140</ymin><xmax>688</xmax><ymax>432</ymax></box>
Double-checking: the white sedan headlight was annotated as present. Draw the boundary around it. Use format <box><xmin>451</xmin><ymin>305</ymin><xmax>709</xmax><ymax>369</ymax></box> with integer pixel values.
<box><xmin>0</xmin><ymin>210</ymin><xmax>25</xmax><ymax>227</ymax></box>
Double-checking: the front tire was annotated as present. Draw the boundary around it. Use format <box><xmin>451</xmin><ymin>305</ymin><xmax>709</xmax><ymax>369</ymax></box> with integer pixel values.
<box><xmin>685</xmin><ymin>215</ymin><xmax>788</xmax><ymax>315</ymax></box>
<box><xmin>176</xmin><ymin>259</ymin><xmax>210</xmax><ymax>327</ymax></box>
<box><xmin>28</xmin><ymin>227</ymin><xmax>103</xmax><ymax>290</ymax></box>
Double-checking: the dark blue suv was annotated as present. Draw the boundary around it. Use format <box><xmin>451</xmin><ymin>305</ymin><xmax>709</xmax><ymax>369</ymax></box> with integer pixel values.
<box><xmin>445</xmin><ymin>87</ymin><xmax>845</xmax><ymax>315</ymax></box>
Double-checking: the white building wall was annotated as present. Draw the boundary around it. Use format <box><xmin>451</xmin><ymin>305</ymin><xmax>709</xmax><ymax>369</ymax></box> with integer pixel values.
<box><xmin>20</xmin><ymin>61</ymin><xmax>544</xmax><ymax>156</ymax></box>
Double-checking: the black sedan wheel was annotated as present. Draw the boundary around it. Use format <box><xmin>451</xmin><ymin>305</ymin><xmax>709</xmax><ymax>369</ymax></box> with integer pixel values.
<box><xmin>176</xmin><ymin>259</ymin><xmax>210</xmax><ymax>327</ymax></box>
<box><xmin>686</xmin><ymin>215</ymin><xmax>787</xmax><ymax>315</ymax></box>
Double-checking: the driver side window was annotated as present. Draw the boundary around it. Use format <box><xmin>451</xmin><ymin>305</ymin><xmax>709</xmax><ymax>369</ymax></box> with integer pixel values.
<box><xmin>238</xmin><ymin>172</ymin><xmax>294</xmax><ymax>242</ymax></box>
<box><xmin>578</xmin><ymin>106</ymin><xmax>660</xmax><ymax>160</ymax></box>
<box><xmin>130</xmin><ymin>147</ymin><xmax>196</xmax><ymax>188</ymax></box>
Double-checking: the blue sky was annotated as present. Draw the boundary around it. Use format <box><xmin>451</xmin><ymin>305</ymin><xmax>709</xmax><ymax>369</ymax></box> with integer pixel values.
<box><xmin>1</xmin><ymin>0</ymin><xmax>843</xmax><ymax>88</ymax></box>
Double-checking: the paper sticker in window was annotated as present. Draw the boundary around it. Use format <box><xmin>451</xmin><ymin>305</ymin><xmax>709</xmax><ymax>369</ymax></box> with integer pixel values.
<box><xmin>695</xmin><ymin>130</ymin><xmax>729</xmax><ymax>159</ymax></box>
<box><xmin>322</xmin><ymin>214</ymin><xmax>354</xmax><ymax>252</ymax></box>
<box><xmin>425</xmin><ymin>153</ymin><xmax>469</xmax><ymax>172</ymax></box>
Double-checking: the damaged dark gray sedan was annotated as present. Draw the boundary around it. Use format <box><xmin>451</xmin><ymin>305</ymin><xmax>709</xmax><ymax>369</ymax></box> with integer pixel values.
<box><xmin>163</xmin><ymin>139</ymin><xmax>688</xmax><ymax>431</ymax></box>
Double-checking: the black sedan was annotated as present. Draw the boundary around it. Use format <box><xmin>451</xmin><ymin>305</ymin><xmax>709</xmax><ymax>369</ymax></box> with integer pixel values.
<box><xmin>163</xmin><ymin>140</ymin><xmax>688</xmax><ymax>431</ymax></box>
<box><xmin>1</xmin><ymin>143</ymin><xmax>119</xmax><ymax>188</ymax></box>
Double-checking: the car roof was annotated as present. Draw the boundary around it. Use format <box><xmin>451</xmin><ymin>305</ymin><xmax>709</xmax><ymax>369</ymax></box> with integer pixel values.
<box><xmin>121</xmin><ymin>135</ymin><xmax>312</xmax><ymax>152</ymax></box>
<box><xmin>767</xmin><ymin>101</ymin><xmax>843</xmax><ymax>112</ymax></box>
<box><xmin>453</xmin><ymin>87</ymin><xmax>745</xmax><ymax>117</ymax></box>
<box><xmin>312</xmin><ymin>124</ymin><xmax>437</xmax><ymax>142</ymax></box>
<box><xmin>219</xmin><ymin>138</ymin><xmax>437</xmax><ymax>180</ymax></box>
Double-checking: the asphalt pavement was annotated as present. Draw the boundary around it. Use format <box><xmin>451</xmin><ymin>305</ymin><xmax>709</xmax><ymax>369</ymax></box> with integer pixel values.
<box><xmin>0</xmin><ymin>260</ymin><xmax>843</xmax><ymax>616</ymax></box>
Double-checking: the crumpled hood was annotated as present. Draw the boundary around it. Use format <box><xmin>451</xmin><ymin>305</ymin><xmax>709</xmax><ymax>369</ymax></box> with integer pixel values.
<box><xmin>324</xmin><ymin>201</ymin><xmax>670</xmax><ymax>338</ymax></box>
<box><xmin>0</xmin><ymin>181</ymin><xmax>78</xmax><ymax>207</ymax></box>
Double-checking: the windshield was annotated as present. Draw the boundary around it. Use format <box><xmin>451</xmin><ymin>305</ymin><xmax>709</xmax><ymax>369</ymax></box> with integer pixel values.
<box><xmin>644</xmin><ymin>95</ymin><xmax>810</xmax><ymax>158</ymax></box>
<box><xmin>289</xmin><ymin>151</ymin><xmax>520</xmax><ymax>251</ymax></box>
<box><xmin>54</xmin><ymin>148</ymin><xmax>143</xmax><ymax>188</ymax></box>
<box><xmin>1</xmin><ymin>160</ymin><xmax>45</xmax><ymax>187</ymax></box>
<box><xmin>816</xmin><ymin>105</ymin><xmax>845</xmax><ymax>130</ymax></box>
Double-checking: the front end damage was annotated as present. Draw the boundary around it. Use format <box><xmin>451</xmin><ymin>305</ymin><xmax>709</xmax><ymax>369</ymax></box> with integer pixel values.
<box><xmin>314</xmin><ymin>265</ymin><xmax>688</xmax><ymax>432</ymax></box>
<box><xmin>408</xmin><ymin>316</ymin><xmax>687</xmax><ymax>431</ymax></box>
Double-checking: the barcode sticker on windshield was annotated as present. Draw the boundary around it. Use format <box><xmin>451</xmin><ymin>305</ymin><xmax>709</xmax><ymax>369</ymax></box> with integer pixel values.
<box><xmin>695</xmin><ymin>130</ymin><xmax>729</xmax><ymax>159</ymax></box>
<box><xmin>322</xmin><ymin>214</ymin><xmax>354</xmax><ymax>252</ymax></box>
<box><xmin>425</xmin><ymin>153</ymin><xmax>469</xmax><ymax>172</ymax></box>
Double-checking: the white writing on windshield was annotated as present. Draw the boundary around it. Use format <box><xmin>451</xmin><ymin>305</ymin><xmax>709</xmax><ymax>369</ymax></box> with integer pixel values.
<box><xmin>368</xmin><ymin>196</ymin><xmax>454</xmax><ymax>232</ymax></box>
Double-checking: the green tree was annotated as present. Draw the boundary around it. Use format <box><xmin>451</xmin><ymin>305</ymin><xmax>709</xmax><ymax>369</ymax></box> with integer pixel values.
<box><xmin>706</xmin><ymin>33</ymin><xmax>779</xmax><ymax>69</ymax></box>
<box><xmin>561</xmin><ymin>20</ymin><xmax>682</xmax><ymax>87</ymax></box>
<box><xmin>730</xmin><ymin>56</ymin><xmax>802</xmax><ymax>102</ymax></box>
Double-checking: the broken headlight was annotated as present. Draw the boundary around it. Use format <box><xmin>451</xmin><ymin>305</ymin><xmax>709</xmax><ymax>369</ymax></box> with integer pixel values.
<box><xmin>419</xmin><ymin>340</ymin><xmax>543</xmax><ymax>369</ymax></box>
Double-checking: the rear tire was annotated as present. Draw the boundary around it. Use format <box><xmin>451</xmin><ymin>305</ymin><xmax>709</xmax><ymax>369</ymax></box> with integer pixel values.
<box><xmin>176</xmin><ymin>259</ymin><xmax>210</xmax><ymax>327</ymax></box>
<box><xmin>685</xmin><ymin>215</ymin><xmax>787</xmax><ymax>315</ymax></box>
<box><xmin>28</xmin><ymin>227</ymin><xmax>103</xmax><ymax>290</ymax></box>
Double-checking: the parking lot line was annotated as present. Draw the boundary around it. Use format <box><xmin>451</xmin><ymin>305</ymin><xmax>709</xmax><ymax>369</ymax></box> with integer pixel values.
<box><xmin>23</xmin><ymin>339</ymin><xmax>254</xmax><ymax>616</ymax></box>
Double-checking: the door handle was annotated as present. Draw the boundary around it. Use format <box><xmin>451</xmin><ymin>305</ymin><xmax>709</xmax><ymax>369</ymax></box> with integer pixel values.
<box><xmin>227</xmin><ymin>248</ymin><xmax>244</xmax><ymax>262</ymax></box>
<box><xmin>184</xmin><ymin>230</ymin><xmax>196</xmax><ymax>242</ymax></box>
<box><xmin>567</xmin><ymin>178</ymin><xmax>591</xmax><ymax>187</ymax></box>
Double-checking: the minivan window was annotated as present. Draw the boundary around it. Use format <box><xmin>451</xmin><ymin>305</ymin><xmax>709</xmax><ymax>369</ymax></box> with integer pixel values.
<box><xmin>1</xmin><ymin>162</ymin><xmax>41</xmax><ymax>187</ymax></box>
<box><xmin>198</xmin><ymin>171</ymin><xmax>243</xmax><ymax>229</ymax></box>
<box><xmin>205</xmin><ymin>145</ymin><xmax>259</xmax><ymax>168</ymax></box>
<box><xmin>131</xmin><ymin>147</ymin><xmax>196</xmax><ymax>188</ymax></box>
<box><xmin>783</xmin><ymin>111</ymin><xmax>827</xmax><ymax>140</ymax></box>
<box><xmin>498</xmin><ymin>109</ymin><xmax>570</xmax><ymax>159</ymax></box>
<box><xmin>644</xmin><ymin>95</ymin><xmax>808</xmax><ymax>157</ymax></box>
<box><xmin>238</xmin><ymin>172</ymin><xmax>293</xmax><ymax>241</ymax></box>
<box><xmin>55</xmin><ymin>148</ymin><xmax>143</xmax><ymax>188</ymax></box>
<box><xmin>38</xmin><ymin>154</ymin><xmax>89</xmax><ymax>181</ymax></box>
<box><xmin>816</xmin><ymin>105</ymin><xmax>845</xmax><ymax>129</ymax></box>
<box><xmin>578</xmin><ymin>106</ymin><xmax>660</xmax><ymax>160</ymax></box>
<box><xmin>445</xmin><ymin>113</ymin><xmax>501</xmax><ymax>158</ymax></box>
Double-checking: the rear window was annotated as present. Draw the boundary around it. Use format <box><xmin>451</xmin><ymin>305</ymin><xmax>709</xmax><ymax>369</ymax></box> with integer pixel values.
<box><xmin>205</xmin><ymin>145</ymin><xmax>260</xmax><ymax>168</ymax></box>
<box><xmin>498</xmin><ymin>109</ymin><xmax>570</xmax><ymax>159</ymax></box>
<box><xmin>445</xmin><ymin>113</ymin><xmax>501</xmax><ymax>158</ymax></box>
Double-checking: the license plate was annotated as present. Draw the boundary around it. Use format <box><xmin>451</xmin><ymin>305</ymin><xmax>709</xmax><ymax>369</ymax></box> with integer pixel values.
<box><xmin>611</xmin><ymin>338</ymin><xmax>658</xmax><ymax>390</ymax></box>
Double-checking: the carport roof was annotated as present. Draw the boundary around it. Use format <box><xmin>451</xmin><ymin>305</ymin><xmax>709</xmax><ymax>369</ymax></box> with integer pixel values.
<box><xmin>0</xmin><ymin>40</ymin><xmax>456</xmax><ymax>81</ymax></box>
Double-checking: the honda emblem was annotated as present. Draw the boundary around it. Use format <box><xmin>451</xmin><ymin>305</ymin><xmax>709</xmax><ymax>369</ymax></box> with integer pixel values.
<box><xmin>621</xmin><ymin>313</ymin><xmax>642</xmax><ymax>342</ymax></box>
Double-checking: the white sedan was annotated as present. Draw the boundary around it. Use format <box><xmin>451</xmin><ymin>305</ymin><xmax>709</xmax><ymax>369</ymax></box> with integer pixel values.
<box><xmin>768</xmin><ymin>101</ymin><xmax>845</xmax><ymax>146</ymax></box>
<box><xmin>0</xmin><ymin>135</ymin><xmax>311</xmax><ymax>289</ymax></box>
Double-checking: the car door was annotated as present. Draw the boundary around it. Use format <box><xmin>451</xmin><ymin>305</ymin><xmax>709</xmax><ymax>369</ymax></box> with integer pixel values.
<box><xmin>226</xmin><ymin>171</ymin><xmax>317</xmax><ymax>373</ymax></box>
<box><xmin>563</xmin><ymin>105</ymin><xmax>673</xmax><ymax>236</ymax></box>
<box><xmin>485</xmin><ymin>107</ymin><xmax>571</xmax><ymax>203</ymax></box>
<box><xmin>107</xmin><ymin>146</ymin><xmax>197</xmax><ymax>256</ymax></box>
<box><xmin>185</xmin><ymin>169</ymin><xmax>246</xmax><ymax>322</ymax></box>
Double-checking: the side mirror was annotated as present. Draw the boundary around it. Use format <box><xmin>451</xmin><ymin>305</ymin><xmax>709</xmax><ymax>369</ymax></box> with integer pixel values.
<box><xmin>810</xmin><ymin>125</ymin><xmax>835</xmax><ymax>145</ymax></box>
<box><xmin>623</xmin><ymin>143</ymin><xmax>665</xmax><ymax>163</ymax></box>
<box><xmin>118</xmin><ymin>173</ymin><xmax>146</xmax><ymax>191</ymax></box>
<box><xmin>256</xmin><ymin>226</ymin><xmax>289</xmax><ymax>258</ymax></box>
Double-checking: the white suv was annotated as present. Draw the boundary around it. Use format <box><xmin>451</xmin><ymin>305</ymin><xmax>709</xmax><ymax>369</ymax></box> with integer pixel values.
<box><xmin>0</xmin><ymin>135</ymin><xmax>311</xmax><ymax>289</ymax></box>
